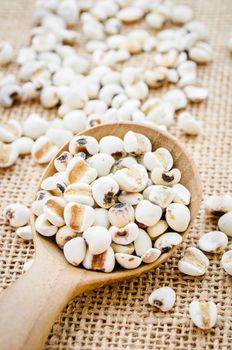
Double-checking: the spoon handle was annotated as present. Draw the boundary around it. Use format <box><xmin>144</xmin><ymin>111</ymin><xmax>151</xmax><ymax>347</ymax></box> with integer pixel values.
<box><xmin>0</xmin><ymin>257</ymin><xmax>78</xmax><ymax>350</ymax></box>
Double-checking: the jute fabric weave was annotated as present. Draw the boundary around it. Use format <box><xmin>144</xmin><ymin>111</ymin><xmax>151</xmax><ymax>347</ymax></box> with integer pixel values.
<box><xmin>0</xmin><ymin>0</ymin><xmax>232</xmax><ymax>349</ymax></box>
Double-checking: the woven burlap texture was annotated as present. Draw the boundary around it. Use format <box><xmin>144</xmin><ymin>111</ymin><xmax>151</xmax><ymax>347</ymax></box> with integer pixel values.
<box><xmin>0</xmin><ymin>0</ymin><xmax>232</xmax><ymax>349</ymax></box>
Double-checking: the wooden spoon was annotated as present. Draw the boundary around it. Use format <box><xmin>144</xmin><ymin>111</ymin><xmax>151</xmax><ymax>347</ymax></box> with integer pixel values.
<box><xmin>0</xmin><ymin>122</ymin><xmax>202</xmax><ymax>350</ymax></box>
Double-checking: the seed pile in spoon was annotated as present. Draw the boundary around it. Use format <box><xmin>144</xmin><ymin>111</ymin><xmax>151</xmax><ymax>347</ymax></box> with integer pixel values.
<box><xmin>32</xmin><ymin>130</ymin><xmax>191</xmax><ymax>272</ymax></box>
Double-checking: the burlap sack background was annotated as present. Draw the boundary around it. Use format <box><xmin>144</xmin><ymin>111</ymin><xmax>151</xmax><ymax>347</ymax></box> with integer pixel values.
<box><xmin>0</xmin><ymin>0</ymin><xmax>232</xmax><ymax>349</ymax></box>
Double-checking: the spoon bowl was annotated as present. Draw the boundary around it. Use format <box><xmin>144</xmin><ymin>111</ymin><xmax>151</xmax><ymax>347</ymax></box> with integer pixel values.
<box><xmin>0</xmin><ymin>122</ymin><xmax>202</xmax><ymax>350</ymax></box>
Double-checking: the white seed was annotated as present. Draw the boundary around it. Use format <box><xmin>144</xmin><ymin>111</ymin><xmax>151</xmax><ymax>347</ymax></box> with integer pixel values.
<box><xmin>149</xmin><ymin>185</ymin><xmax>174</xmax><ymax>208</ymax></box>
<box><xmin>83</xmin><ymin>21</ymin><xmax>105</xmax><ymax>41</ymax></box>
<box><xmin>178</xmin><ymin>247</ymin><xmax>209</xmax><ymax>276</ymax></box>
<box><xmin>84</xmin><ymin>99</ymin><xmax>107</xmax><ymax>116</ymax></box>
<box><xmin>142</xmin><ymin>248</ymin><xmax>161</xmax><ymax>263</ymax></box>
<box><xmin>134</xmin><ymin>228</ymin><xmax>152</xmax><ymax>256</ymax></box>
<box><xmin>69</xmin><ymin>136</ymin><xmax>99</xmax><ymax>156</ymax></box>
<box><xmin>54</xmin><ymin>151</ymin><xmax>73</xmax><ymax>172</ymax></box>
<box><xmin>145</xmin><ymin>12</ymin><xmax>165</xmax><ymax>30</ymax></box>
<box><xmin>143</xmin><ymin>37</ymin><xmax>157</xmax><ymax>52</ymax></box>
<box><xmin>151</xmin><ymin>168</ymin><xmax>181</xmax><ymax>186</ymax></box>
<box><xmin>172</xmin><ymin>184</ymin><xmax>191</xmax><ymax>205</ymax></box>
<box><xmin>204</xmin><ymin>194</ymin><xmax>232</xmax><ymax>214</ymax></box>
<box><xmin>198</xmin><ymin>231</ymin><xmax>228</xmax><ymax>253</ymax></box>
<box><xmin>189</xmin><ymin>300</ymin><xmax>217</xmax><ymax>330</ymax></box>
<box><xmin>121</xmin><ymin>67</ymin><xmax>141</xmax><ymax>86</ymax></box>
<box><xmin>66</xmin><ymin>156</ymin><xmax>97</xmax><ymax>184</ymax></box>
<box><xmin>46</xmin><ymin>128</ymin><xmax>73</xmax><ymax>149</ymax></box>
<box><xmin>166</xmin><ymin>203</ymin><xmax>190</xmax><ymax>232</ymax></box>
<box><xmin>147</xmin><ymin>220</ymin><xmax>168</xmax><ymax>239</ymax></box>
<box><xmin>56</xmin><ymin>225</ymin><xmax>77</xmax><ymax>249</ymax></box>
<box><xmin>23</xmin><ymin>259</ymin><xmax>34</xmax><ymax>272</ymax></box>
<box><xmin>178</xmin><ymin>112</ymin><xmax>202</xmax><ymax>135</ymax></box>
<box><xmin>0</xmin><ymin>41</ymin><xmax>14</xmax><ymax>65</ymax></box>
<box><xmin>13</xmin><ymin>137</ymin><xmax>34</xmax><ymax>155</ymax></box>
<box><xmin>218</xmin><ymin>212</ymin><xmax>232</xmax><ymax>237</ymax></box>
<box><xmin>117</xmin><ymin>100</ymin><xmax>141</xmax><ymax>121</ymax></box>
<box><xmin>35</xmin><ymin>213</ymin><xmax>58</xmax><ymax>237</ymax></box>
<box><xmin>63</xmin><ymin>110</ymin><xmax>88</xmax><ymax>134</ymax></box>
<box><xmin>143</xmin><ymin>148</ymin><xmax>173</xmax><ymax>172</ymax></box>
<box><xmin>0</xmin><ymin>84</ymin><xmax>22</xmax><ymax>107</ymax></box>
<box><xmin>87</xmin><ymin>153</ymin><xmax>114</xmax><ymax>177</ymax></box>
<box><xmin>164</xmin><ymin>89</ymin><xmax>187</xmax><ymax>111</ymax></box>
<box><xmin>23</xmin><ymin>114</ymin><xmax>49</xmax><ymax>140</ymax></box>
<box><xmin>40</xmin><ymin>86</ymin><xmax>59</xmax><ymax>108</ymax></box>
<box><xmin>41</xmin><ymin>174</ymin><xmax>67</xmax><ymax>195</ymax></box>
<box><xmin>144</xmin><ymin>68</ymin><xmax>168</xmax><ymax>88</ymax></box>
<box><xmin>32</xmin><ymin>136</ymin><xmax>58</xmax><ymax>164</ymax></box>
<box><xmin>154</xmin><ymin>50</ymin><xmax>179</xmax><ymax>69</ymax></box>
<box><xmin>32</xmin><ymin>190</ymin><xmax>52</xmax><ymax>216</ymax></box>
<box><xmin>83</xmin><ymin>246</ymin><xmax>115</xmax><ymax>272</ymax></box>
<box><xmin>105</xmin><ymin>18</ymin><xmax>121</xmax><ymax>35</ymax></box>
<box><xmin>63</xmin><ymin>237</ymin><xmax>86</xmax><ymax>267</ymax></box>
<box><xmin>110</xmin><ymin>222</ymin><xmax>139</xmax><ymax>245</ymax></box>
<box><xmin>83</xmin><ymin>226</ymin><xmax>111</xmax><ymax>254</ymax></box>
<box><xmin>117</xmin><ymin>7</ymin><xmax>143</xmax><ymax>24</ymax></box>
<box><xmin>189</xmin><ymin>42</ymin><xmax>213</xmax><ymax>64</ymax></box>
<box><xmin>112</xmin><ymin>156</ymin><xmax>137</xmax><ymax>173</ymax></box>
<box><xmin>114</xmin><ymin>164</ymin><xmax>148</xmax><ymax>192</ymax></box>
<box><xmin>0</xmin><ymin>119</ymin><xmax>22</xmax><ymax>143</ymax></box>
<box><xmin>184</xmin><ymin>21</ymin><xmax>208</xmax><ymax>41</ymax></box>
<box><xmin>64</xmin><ymin>202</ymin><xmax>95</xmax><ymax>232</ymax></box>
<box><xmin>154</xmin><ymin>232</ymin><xmax>182</xmax><ymax>253</ymax></box>
<box><xmin>125</xmin><ymin>82</ymin><xmax>148</xmax><ymax>101</ymax></box>
<box><xmin>171</xmin><ymin>5</ymin><xmax>193</xmax><ymax>24</ymax></box>
<box><xmin>148</xmin><ymin>287</ymin><xmax>176</xmax><ymax>311</ymax></box>
<box><xmin>0</xmin><ymin>142</ymin><xmax>19</xmax><ymax>168</ymax></box>
<box><xmin>94</xmin><ymin>208</ymin><xmax>110</xmax><ymax>228</ymax></box>
<box><xmin>92</xmin><ymin>176</ymin><xmax>119</xmax><ymax>209</ymax></box>
<box><xmin>135</xmin><ymin>200</ymin><xmax>162</xmax><ymax>227</ymax></box>
<box><xmin>123</xmin><ymin>130</ymin><xmax>151</xmax><ymax>156</ymax></box>
<box><xmin>108</xmin><ymin>203</ymin><xmax>134</xmax><ymax>228</ymax></box>
<box><xmin>43</xmin><ymin>196</ymin><xmax>65</xmax><ymax>227</ymax></box>
<box><xmin>16</xmin><ymin>225</ymin><xmax>33</xmax><ymax>241</ymax></box>
<box><xmin>61</xmin><ymin>86</ymin><xmax>88</xmax><ymax>109</ymax></box>
<box><xmin>64</xmin><ymin>183</ymin><xmax>94</xmax><ymax>206</ymax></box>
<box><xmin>184</xmin><ymin>86</ymin><xmax>208</xmax><ymax>103</ymax></box>
<box><xmin>111</xmin><ymin>242</ymin><xmax>134</xmax><ymax>255</ymax></box>
<box><xmin>144</xmin><ymin>99</ymin><xmax>174</xmax><ymax>127</ymax></box>
<box><xmin>221</xmin><ymin>250</ymin><xmax>232</xmax><ymax>276</ymax></box>
<box><xmin>4</xmin><ymin>203</ymin><xmax>30</xmax><ymax>227</ymax></box>
<box><xmin>32</xmin><ymin>31</ymin><xmax>58</xmax><ymax>52</ymax></box>
<box><xmin>115</xmin><ymin>253</ymin><xmax>141</xmax><ymax>269</ymax></box>
<box><xmin>118</xmin><ymin>191</ymin><xmax>143</xmax><ymax>206</ymax></box>
<box><xmin>63</xmin><ymin>55</ymin><xmax>88</xmax><ymax>74</ymax></box>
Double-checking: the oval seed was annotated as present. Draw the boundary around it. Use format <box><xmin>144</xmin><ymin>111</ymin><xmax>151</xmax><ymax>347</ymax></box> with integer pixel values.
<box><xmin>148</xmin><ymin>287</ymin><xmax>176</xmax><ymax>311</ymax></box>
<box><xmin>83</xmin><ymin>226</ymin><xmax>112</xmax><ymax>255</ymax></box>
<box><xmin>134</xmin><ymin>228</ymin><xmax>152</xmax><ymax>256</ymax></box>
<box><xmin>154</xmin><ymin>232</ymin><xmax>182</xmax><ymax>253</ymax></box>
<box><xmin>63</xmin><ymin>237</ymin><xmax>86</xmax><ymax>267</ymax></box>
<box><xmin>189</xmin><ymin>300</ymin><xmax>217</xmax><ymax>330</ymax></box>
<box><xmin>221</xmin><ymin>250</ymin><xmax>232</xmax><ymax>276</ymax></box>
<box><xmin>108</xmin><ymin>203</ymin><xmax>134</xmax><ymax>228</ymax></box>
<box><xmin>178</xmin><ymin>247</ymin><xmax>209</xmax><ymax>276</ymax></box>
<box><xmin>218</xmin><ymin>212</ymin><xmax>232</xmax><ymax>237</ymax></box>
<box><xmin>115</xmin><ymin>253</ymin><xmax>142</xmax><ymax>269</ymax></box>
<box><xmin>135</xmin><ymin>200</ymin><xmax>162</xmax><ymax>227</ymax></box>
<box><xmin>166</xmin><ymin>203</ymin><xmax>190</xmax><ymax>232</ymax></box>
<box><xmin>198</xmin><ymin>231</ymin><xmax>228</xmax><ymax>253</ymax></box>
<box><xmin>4</xmin><ymin>203</ymin><xmax>30</xmax><ymax>227</ymax></box>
